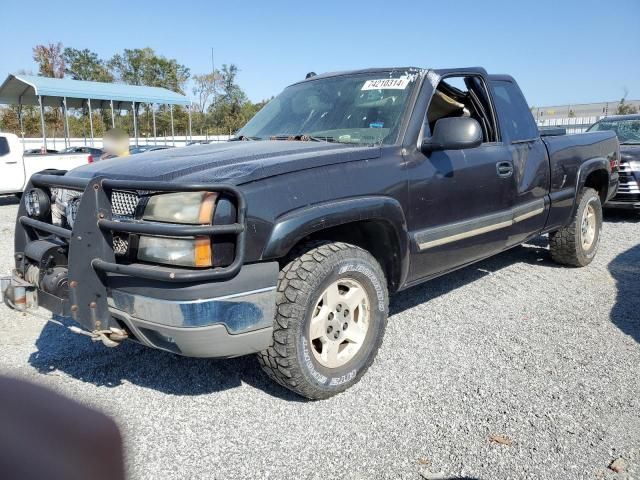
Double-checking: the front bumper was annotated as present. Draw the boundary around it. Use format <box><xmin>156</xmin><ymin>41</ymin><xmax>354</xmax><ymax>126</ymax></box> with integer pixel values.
<box><xmin>7</xmin><ymin>171</ymin><xmax>278</xmax><ymax>358</ymax></box>
<box><xmin>605</xmin><ymin>199</ymin><xmax>640</xmax><ymax>210</ymax></box>
<box><xmin>3</xmin><ymin>262</ymin><xmax>278</xmax><ymax>358</ymax></box>
<box><xmin>107</xmin><ymin>262</ymin><xmax>278</xmax><ymax>357</ymax></box>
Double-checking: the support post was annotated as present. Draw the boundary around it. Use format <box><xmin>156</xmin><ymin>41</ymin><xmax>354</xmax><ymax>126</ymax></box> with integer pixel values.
<box><xmin>188</xmin><ymin>103</ymin><xmax>193</xmax><ymax>142</ymax></box>
<box><xmin>132</xmin><ymin>102</ymin><xmax>138</xmax><ymax>147</ymax></box>
<box><xmin>110</xmin><ymin>99</ymin><xmax>115</xmax><ymax>128</ymax></box>
<box><xmin>170</xmin><ymin>104</ymin><xmax>175</xmax><ymax>146</ymax></box>
<box><xmin>151</xmin><ymin>104</ymin><xmax>157</xmax><ymax>143</ymax></box>
<box><xmin>38</xmin><ymin>95</ymin><xmax>47</xmax><ymax>151</ymax></box>
<box><xmin>18</xmin><ymin>97</ymin><xmax>24</xmax><ymax>147</ymax></box>
<box><xmin>87</xmin><ymin>99</ymin><xmax>94</xmax><ymax>146</ymax></box>
<box><xmin>62</xmin><ymin>97</ymin><xmax>70</xmax><ymax>148</ymax></box>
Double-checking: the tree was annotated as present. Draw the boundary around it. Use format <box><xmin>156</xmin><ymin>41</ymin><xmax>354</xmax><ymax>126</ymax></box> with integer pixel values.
<box><xmin>616</xmin><ymin>88</ymin><xmax>638</xmax><ymax>115</ymax></box>
<box><xmin>208</xmin><ymin>64</ymin><xmax>253</xmax><ymax>133</ymax></box>
<box><xmin>108</xmin><ymin>48</ymin><xmax>190</xmax><ymax>92</ymax></box>
<box><xmin>108</xmin><ymin>48</ymin><xmax>190</xmax><ymax>133</ymax></box>
<box><xmin>192</xmin><ymin>72</ymin><xmax>220</xmax><ymax>113</ymax></box>
<box><xmin>63</xmin><ymin>48</ymin><xmax>113</xmax><ymax>82</ymax></box>
<box><xmin>219</xmin><ymin>64</ymin><xmax>247</xmax><ymax>105</ymax></box>
<box><xmin>33</xmin><ymin>43</ymin><xmax>65</xmax><ymax>78</ymax></box>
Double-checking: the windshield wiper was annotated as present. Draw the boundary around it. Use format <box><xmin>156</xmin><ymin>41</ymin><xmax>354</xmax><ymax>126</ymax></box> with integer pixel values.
<box><xmin>269</xmin><ymin>134</ymin><xmax>337</xmax><ymax>143</ymax></box>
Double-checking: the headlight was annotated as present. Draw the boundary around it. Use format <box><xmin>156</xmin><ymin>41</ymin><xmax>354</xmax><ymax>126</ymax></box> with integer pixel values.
<box><xmin>138</xmin><ymin>192</ymin><xmax>217</xmax><ymax>267</ymax></box>
<box><xmin>24</xmin><ymin>188</ymin><xmax>50</xmax><ymax>219</ymax></box>
<box><xmin>137</xmin><ymin>236</ymin><xmax>212</xmax><ymax>267</ymax></box>
<box><xmin>628</xmin><ymin>160</ymin><xmax>640</xmax><ymax>171</ymax></box>
<box><xmin>143</xmin><ymin>192</ymin><xmax>217</xmax><ymax>224</ymax></box>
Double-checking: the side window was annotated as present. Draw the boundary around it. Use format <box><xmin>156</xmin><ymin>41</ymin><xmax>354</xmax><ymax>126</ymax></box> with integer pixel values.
<box><xmin>490</xmin><ymin>80</ymin><xmax>538</xmax><ymax>142</ymax></box>
<box><xmin>0</xmin><ymin>137</ymin><xmax>10</xmax><ymax>156</ymax></box>
<box><xmin>424</xmin><ymin>75</ymin><xmax>499</xmax><ymax>143</ymax></box>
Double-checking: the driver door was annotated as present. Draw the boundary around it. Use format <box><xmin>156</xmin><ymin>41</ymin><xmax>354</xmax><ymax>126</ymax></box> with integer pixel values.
<box><xmin>404</xmin><ymin>74</ymin><xmax>515</xmax><ymax>283</ymax></box>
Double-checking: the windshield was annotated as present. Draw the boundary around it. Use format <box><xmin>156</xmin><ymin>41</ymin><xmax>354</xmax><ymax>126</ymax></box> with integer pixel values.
<box><xmin>237</xmin><ymin>72</ymin><xmax>419</xmax><ymax>145</ymax></box>
<box><xmin>588</xmin><ymin>118</ymin><xmax>640</xmax><ymax>144</ymax></box>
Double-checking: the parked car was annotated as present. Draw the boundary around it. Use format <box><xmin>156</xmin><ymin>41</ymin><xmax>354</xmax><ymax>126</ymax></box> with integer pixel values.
<box><xmin>59</xmin><ymin>146</ymin><xmax>104</xmax><ymax>162</ymax></box>
<box><xmin>3</xmin><ymin>67</ymin><xmax>619</xmax><ymax>399</ymax></box>
<box><xmin>129</xmin><ymin>145</ymin><xmax>173</xmax><ymax>155</ymax></box>
<box><xmin>24</xmin><ymin>148</ymin><xmax>59</xmax><ymax>154</ymax></box>
<box><xmin>0</xmin><ymin>133</ymin><xmax>95</xmax><ymax>195</ymax></box>
<box><xmin>587</xmin><ymin>114</ymin><xmax>640</xmax><ymax>210</ymax></box>
<box><xmin>186</xmin><ymin>140</ymin><xmax>218</xmax><ymax>146</ymax></box>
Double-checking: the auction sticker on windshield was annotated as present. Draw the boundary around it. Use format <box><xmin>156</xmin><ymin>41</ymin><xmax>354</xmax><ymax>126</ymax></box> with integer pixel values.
<box><xmin>361</xmin><ymin>78</ymin><xmax>410</xmax><ymax>90</ymax></box>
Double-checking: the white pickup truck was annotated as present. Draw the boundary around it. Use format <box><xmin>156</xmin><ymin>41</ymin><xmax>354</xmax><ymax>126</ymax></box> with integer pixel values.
<box><xmin>0</xmin><ymin>133</ymin><xmax>95</xmax><ymax>195</ymax></box>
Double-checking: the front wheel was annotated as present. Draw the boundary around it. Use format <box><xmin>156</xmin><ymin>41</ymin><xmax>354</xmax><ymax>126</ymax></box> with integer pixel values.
<box><xmin>550</xmin><ymin>187</ymin><xmax>602</xmax><ymax>267</ymax></box>
<box><xmin>257</xmin><ymin>241</ymin><xmax>388</xmax><ymax>400</ymax></box>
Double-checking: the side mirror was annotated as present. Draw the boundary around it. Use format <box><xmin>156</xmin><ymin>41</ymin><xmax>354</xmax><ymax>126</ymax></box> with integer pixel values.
<box><xmin>421</xmin><ymin>117</ymin><xmax>483</xmax><ymax>153</ymax></box>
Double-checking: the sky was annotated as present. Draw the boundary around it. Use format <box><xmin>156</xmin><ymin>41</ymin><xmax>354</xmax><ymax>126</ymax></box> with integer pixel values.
<box><xmin>1</xmin><ymin>0</ymin><xmax>638</xmax><ymax>107</ymax></box>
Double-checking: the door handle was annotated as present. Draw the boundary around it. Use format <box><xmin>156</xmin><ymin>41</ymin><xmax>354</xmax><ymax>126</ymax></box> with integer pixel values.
<box><xmin>496</xmin><ymin>161</ymin><xmax>513</xmax><ymax>178</ymax></box>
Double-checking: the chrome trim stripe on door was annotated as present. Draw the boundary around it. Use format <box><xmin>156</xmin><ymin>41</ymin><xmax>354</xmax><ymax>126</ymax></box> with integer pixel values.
<box><xmin>415</xmin><ymin>198</ymin><xmax>545</xmax><ymax>251</ymax></box>
<box><xmin>513</xmin><ymin>206</ymin><xmax>545</xmax><ymax>223</ymax></box>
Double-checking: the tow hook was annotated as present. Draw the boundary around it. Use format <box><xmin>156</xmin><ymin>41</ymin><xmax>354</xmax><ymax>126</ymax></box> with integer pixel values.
<box><xmin>88</xmin><ymin>328</ymin><xmax>129</xmax><ymax>348</ymax></box>
<box><xmin>47</xmin><ymin>323</ymin><xmax>128</xmax><ymax>348</ymax></box>
<box><xmin>1</xmin><ymin>275</ymin><xmax>129</xmax><ymax>348</ymax></box>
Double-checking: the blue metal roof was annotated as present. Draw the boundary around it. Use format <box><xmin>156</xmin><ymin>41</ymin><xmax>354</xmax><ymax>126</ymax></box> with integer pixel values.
<box><xmin>0</xmin><ymin>74</ymin><xmax>191</xmax><ymax>108</ymax></box>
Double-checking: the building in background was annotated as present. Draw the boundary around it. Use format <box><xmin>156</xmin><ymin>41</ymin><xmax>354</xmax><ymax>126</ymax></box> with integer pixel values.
<box><xmin>532</xmin><ymin>99</ymin><xmax>640</xmax><ymax>133</ymax></box>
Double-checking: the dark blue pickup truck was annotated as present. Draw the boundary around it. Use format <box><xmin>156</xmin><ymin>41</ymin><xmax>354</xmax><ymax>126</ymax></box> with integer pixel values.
<box><xmin>4</xmin><ymin>67</ymin><xmax>619</xmax><ymax>399</ymax></box>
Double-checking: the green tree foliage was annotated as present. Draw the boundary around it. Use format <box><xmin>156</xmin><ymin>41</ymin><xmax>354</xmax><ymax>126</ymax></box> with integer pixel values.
<box><xmin>108</xmin><ymin>48</ymin><xmax>190</xmax><ymax>93</ymax></box>
<box><xmin>616</xmin><ymin>97</ymin><xmax>638</xmax><ymax>115</ymax></box>
<box><xmin>207</xmin><ymin>64</ymin><xmax>267</xmax><ymax>134</ymax></box>
<box><xmin>108</xmin><ymin>48</ymin><xmax>191</xmax><ymax>131</ymax></box>
<box><xmin>63</xmin><ymin>48</ymin><xmax>113</xmax><ymax>82</ymax></box>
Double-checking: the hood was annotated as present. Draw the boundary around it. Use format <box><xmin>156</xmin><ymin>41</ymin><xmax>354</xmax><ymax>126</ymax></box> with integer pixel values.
<box><xmin>67</xmin><ymin>141</ymin><xmax>381</xmax><ymax>185</ymax></box>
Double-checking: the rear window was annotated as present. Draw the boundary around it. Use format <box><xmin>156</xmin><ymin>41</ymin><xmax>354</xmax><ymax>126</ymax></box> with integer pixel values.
<box><xmin>490</xmin><ymin>80</ymin><xmax>538</xmax><ymax>142</ymax></box>
<box><xmin>0</xmin><ymin>137</ymin><xmax>9</xmax><ymax>156</ymax></box>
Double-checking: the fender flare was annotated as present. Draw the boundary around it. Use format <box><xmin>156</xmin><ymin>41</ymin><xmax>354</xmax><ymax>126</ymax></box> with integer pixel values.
<box><xmin>262</xmin><ymin>196</ymin><xmax>410</xmax><ymax>285</ymax></box>
<box><xmin>572</xmin><ymin>157</ymin><xmax>609</xmax><ymax>216</ymax></box>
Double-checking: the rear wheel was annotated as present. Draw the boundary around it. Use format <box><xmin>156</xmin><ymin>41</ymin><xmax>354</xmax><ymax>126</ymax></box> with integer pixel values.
<box><xmin>257</xmin><ymin>241</ymin><xmax>388</xmax><ymax>400</ymax></box>
<box><xmin>550</xmin><ymin>187</ymin><xmax>602</xmax><ymax>267</ymax></box>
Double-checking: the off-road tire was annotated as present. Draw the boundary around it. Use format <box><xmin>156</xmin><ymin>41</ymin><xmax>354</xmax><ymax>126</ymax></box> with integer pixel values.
<box><xmin>257</xmin><ymin>241</ymin><xmax>389</xmax><ymax>400</ymax></box>
<box><xmin>549</xmin><ymin>187</ymin><xmax>602</xmax><ymax>267</ymax></box>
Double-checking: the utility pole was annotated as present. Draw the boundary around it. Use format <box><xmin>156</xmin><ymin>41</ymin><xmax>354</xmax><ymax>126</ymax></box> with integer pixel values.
<box><xmin>211</xmin><ymin>47</ymin><xmax>216</xmax><ymax>109</ymax></box>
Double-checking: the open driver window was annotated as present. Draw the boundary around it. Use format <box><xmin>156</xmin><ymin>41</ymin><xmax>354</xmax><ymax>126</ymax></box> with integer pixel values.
<box><xmin>425</xmin><ymin>75</ymin><xmax>499</xmax><ymax>143</ymax></box>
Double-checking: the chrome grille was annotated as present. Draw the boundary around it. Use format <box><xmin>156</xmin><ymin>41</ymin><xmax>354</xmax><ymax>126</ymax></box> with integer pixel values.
<box><xmin>110</xmin><ymin>191</ymin><xmax>138</xmax><ymax>256</ymax></box>
<box><xmin>51</xmin><ymin>189</ymin><xmax>138</xmax><ymax>256</ymax></box>
<box><xmin>111</xmin><ymin>191</ymin><xmax>139</xmax><ymax>217</ymax></box>
<box><xmin>112</xmin><ymin>235</ymin><xmax>129</xmax><ymax>256</ymax></box>
<box><xmin>617</xmin><ymin>162</ymin><xmax>640</xmax><ymax>194</ymax></box>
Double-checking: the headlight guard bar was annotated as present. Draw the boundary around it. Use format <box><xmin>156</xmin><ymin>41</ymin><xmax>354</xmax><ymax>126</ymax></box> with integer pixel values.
<box><xmin>26</xmin><ymin>172</ymin><xmax>247</xmax><ymax>283</ymax></box>
<box><xmin>15</xmin><ymin>171</ymin><xmax>247</xmax><ymax>332</ymax></box>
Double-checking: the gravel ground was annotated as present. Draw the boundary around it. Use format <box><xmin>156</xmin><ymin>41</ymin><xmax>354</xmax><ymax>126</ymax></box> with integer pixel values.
<box><xmin>0</xmin><ymin>195</ymin><xmax>638</xmax><ymax>480</ymax></box>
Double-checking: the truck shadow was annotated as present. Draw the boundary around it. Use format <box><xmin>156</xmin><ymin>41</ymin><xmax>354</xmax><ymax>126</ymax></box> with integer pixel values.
<box><xmin>391</xmin><ymin>237</ymin><xmax>555</xmax><ymax>316</ymax></box>
<box><xmin>27</xmin><ymin>237</ymin><xmax>555</xmax><ymax>400</ymax></box>
<box><xmin>0</xmin><ymin>195</ymin><xmax>20</xmax><ymax>206</ymax></box>
<box><xmin>28</xmin><ymin>317</ymin><xmax>306</xmax><ymax>401</ymax></box>
<box><xmin>28</xmin><ymin>230</ymin><xmax>633</xmax><ymax>399</ymax></box>
<box><xmin>607</xmin><ymin>244</ymin><xmax>640</xmax><ymax>343</ymax></box>
<box><xmin>603</xmin><ymin>209</ymin><xmax>640</xmax><ymax>224</ymax></box>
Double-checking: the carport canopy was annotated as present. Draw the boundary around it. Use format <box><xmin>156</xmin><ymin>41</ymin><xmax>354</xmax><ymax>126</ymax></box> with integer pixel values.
<box><xmin>0</xmin><ymin>74</ymin><xmax>191</xmax><ymax>109</ymax></box>
<box><xmin>0</xmin><ymin>74</ymin><xmax>192</xmax><ymax>148</ymax></box>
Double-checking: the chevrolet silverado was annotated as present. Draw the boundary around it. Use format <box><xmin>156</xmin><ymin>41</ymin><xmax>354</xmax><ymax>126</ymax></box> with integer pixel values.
<box><xmin>2</xmin><ymin>67</ymin><xmax>619</xmax><ymax>399</ymax></box>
